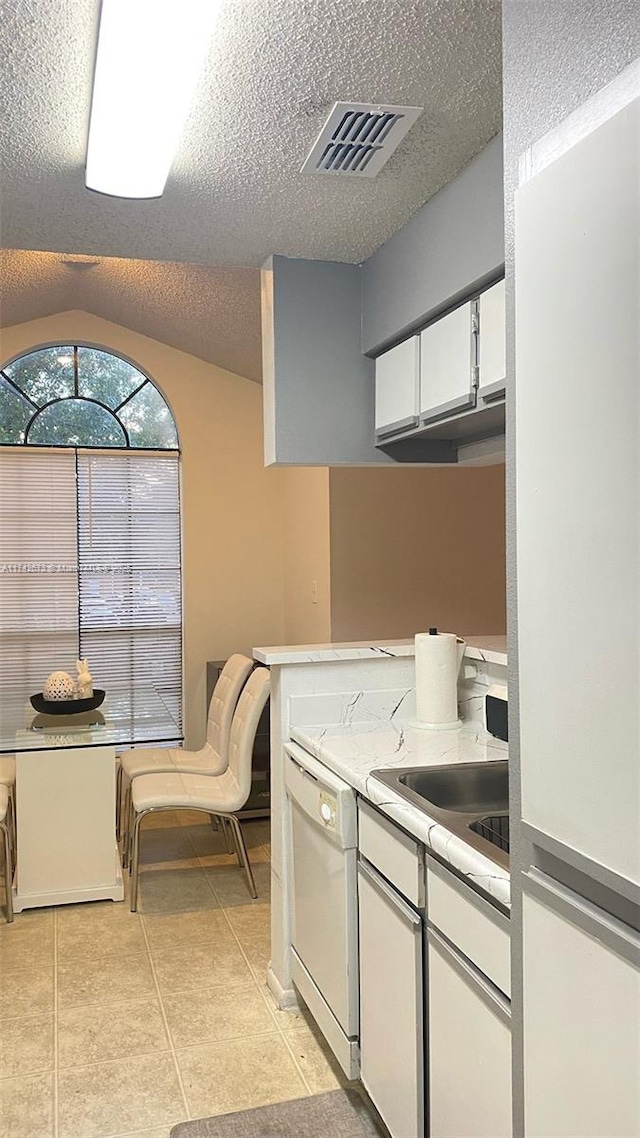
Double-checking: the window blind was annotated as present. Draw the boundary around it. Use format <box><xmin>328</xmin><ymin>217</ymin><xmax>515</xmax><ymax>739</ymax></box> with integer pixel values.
<box><xmin>0</xmin><ymin>448</ymin><xmax>79</xmax><ymax>689</ymax></box>
<box><xmin>77</xmin><ymin>452</ymin><xmax>182</xmax><ymax>728</ymax></box>
<box><xmin>0</xmin><ymin>448</ymin><xmax>182</xmax><ymax>728</ymax></box>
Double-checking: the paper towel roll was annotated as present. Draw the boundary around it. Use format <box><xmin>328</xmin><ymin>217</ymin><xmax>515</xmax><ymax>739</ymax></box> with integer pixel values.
<box><xmin>413</xmin><ymin>631</ymin><xmax>462</xmax><ymax>730</ymax></box>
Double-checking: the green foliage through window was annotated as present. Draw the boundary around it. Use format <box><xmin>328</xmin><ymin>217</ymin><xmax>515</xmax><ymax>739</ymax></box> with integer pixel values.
<box><xmin>0</xmin><ymin>345</ymin><xmax>178</xmax><ymax>449</ymax></box>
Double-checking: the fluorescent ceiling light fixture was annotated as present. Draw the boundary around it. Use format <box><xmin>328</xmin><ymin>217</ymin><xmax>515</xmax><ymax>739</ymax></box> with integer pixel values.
<box><xmin>86</xmin><ymin>0</ymin><xmax>221</xmax><ymax>199</ymax></box>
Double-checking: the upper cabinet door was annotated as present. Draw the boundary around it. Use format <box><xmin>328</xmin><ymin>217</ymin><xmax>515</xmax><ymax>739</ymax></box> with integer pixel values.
<box><xmin>477</xmin><ymin>280</ymin><xmax>506</xmax><ymax>401</ymax></box>
<box><xmin>419</xmin><ymin>301</ymin><xmax>476</xmax><ymax>424</ymax></box>
<box><xmin>374</xmin><ymin>336</ymin><xmax>420</xmax><ymax>438</ymax></box>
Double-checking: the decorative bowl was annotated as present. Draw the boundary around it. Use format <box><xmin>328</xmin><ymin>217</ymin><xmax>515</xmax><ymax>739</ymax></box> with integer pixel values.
<box><xmin>30</xmin><ymin>689</ymin><xmax>106</xmax><ymax>715</ymax></box>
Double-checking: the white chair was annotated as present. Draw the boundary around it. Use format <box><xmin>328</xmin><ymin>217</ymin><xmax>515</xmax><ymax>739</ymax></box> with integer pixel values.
<box><xmin>128</xmin><ymin>666</ymin><xmax>270</xmax><ymax>912</ymax></box>
<box><xmin>118</xmin><ymin>654</ymin><xmax>255</xmax><ymax>856</ymax></box>
<box><xmin>0</xmin><ymin>784</ymin><xmax>14</xmax><ymax>923</ymax></box>
<box><xmin>0</xmin><ymin>756</ymin><xmax>16</xmax><ymax>863</ymax></box>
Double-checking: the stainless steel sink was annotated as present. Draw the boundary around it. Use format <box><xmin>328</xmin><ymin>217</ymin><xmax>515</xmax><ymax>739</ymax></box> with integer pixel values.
<box><xmin>372</xmin><ymin>760</ymin><xmax>509</xmax><ymax>870</ymax></box>
<box><xmin>397</xmin><ymin>762</ymin><xmax>508</xmax><ymax>814</ymax></box>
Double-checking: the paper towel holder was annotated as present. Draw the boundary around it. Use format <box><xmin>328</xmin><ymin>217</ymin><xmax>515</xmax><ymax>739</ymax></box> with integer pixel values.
<box><xmin>410</xmin><ymin>630</ymin><xmax>466</xmax><ymax>731</ymax></box>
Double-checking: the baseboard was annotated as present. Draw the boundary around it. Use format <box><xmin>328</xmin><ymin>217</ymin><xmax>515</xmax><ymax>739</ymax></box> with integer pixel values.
<box><xmin>267</xmin><ymin>967</ymin><xmax>298</xmax><ymax>1010</ymax></box>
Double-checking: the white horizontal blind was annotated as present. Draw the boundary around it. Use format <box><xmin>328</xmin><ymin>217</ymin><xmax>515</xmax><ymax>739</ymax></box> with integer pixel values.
<box><xmin>0</xmin><ymin>448</ymin><xmax>182</xmax><ymax>729</ymax></box>
<box><xmin>0</xmin><ymin>449</ymin><xmax>79</xmax><ymax>689</ymax></box>
<box><xmin>77</xmin><ymin>452</ymin><xmax>182</xmax><ymax>728</ymax></box>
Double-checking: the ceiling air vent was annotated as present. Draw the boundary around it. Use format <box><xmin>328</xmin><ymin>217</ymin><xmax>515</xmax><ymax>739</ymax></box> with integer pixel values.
<box><xmin>301</xmin><ymin>102</ymin><xmax>423</xmax><ymax>178</ymax></box>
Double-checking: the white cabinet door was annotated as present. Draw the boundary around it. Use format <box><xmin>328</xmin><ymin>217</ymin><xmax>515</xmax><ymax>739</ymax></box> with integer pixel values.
<box><xmin>419</xmin><ymin>300</ymin><xmax>476</xmax><ymax>423</ymax></box>
<box><xmin>477</xmin><ymin>279</ymin><xmax>506</xmax><ymax>401</ymax></box>
<box><xmin>427</xmin><ymin>857</ymin><xmax>511</xmax><ymax>998</ymax></box>
<box><xmin>516</xmin><ymin>96</ymin><xmax>640</xmax><ymax>885</ymax></box>
<box><xmin>358</xmin><ymin>860</ymin><xmax>424</xmax><ymax>1138</ymax></box>
<box><xmin>428</xmin><ymin>927</ymin><xmax>512</xmax><ymax>1138</ymax></box>
<box><xmin>374</xmin><ymin>336</ymin><xmax>420</xmax><ymax>437</ymax></box>
<box><xmin>523</xmin><ymin>873</ymin><xmax>640</xmax><ymax>1138</ymax></box>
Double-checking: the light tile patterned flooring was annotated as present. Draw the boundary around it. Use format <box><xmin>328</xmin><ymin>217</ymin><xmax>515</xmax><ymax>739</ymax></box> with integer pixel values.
<box><xmin>0</xmin><ymin>813</ymin><xmax>350</xmax><ymax>1138</ymax></box>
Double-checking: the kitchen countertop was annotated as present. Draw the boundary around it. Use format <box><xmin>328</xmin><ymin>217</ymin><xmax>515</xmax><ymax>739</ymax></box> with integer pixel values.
<box><xmin>254</xmin><ymin>634</ymin><xmax>507</xmax><ymax>668</ymax></box>
<box><xmin>290</xmin><ymin>718</ymin><xmax>510</xmax><ymax>910</ymax></box>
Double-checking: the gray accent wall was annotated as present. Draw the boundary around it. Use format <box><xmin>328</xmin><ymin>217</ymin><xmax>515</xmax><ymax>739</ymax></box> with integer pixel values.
<box><xmin>361</xmin><ymin>134</ymin><xmax>505</xmax><ymax>356</ymax></box>
<box><xmin>502</xmin><ymin>3</ymin><xmax>640</xmax><ymax>1133</ymax></box>
<box><xmin>263</xmin><ymin>256</ymin><xmax>389</xmax><ymax>466</ymax></box>
<box><xmin>263</xmin><ymin>138</ymin><xmax>509</xmax><ymax>467</ymax></box>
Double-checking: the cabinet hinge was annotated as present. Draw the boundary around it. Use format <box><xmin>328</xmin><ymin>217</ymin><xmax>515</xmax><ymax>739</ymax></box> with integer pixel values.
<box><xmin>471</xmin><ymin>310</ymin><xmax>480</xmax><ymax>334</ymax></box>
<box><xmin>471</xmin><ymin>365</ymin><xmax>480</xmax><ymax>387</ymax></box>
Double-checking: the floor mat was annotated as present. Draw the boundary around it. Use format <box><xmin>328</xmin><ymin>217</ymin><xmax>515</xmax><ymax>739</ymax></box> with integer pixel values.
<box><xmin>170</xmin><ymin>1088</ymin><xmax>385</xmax><ymax>1137</ymax></box>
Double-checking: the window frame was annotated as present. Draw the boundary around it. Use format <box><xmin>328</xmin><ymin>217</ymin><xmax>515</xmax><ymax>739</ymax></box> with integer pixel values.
<box><xmin>0</xmin><ymin>342</ymin><xmax>183</xmax><ymax>729</ymax></box>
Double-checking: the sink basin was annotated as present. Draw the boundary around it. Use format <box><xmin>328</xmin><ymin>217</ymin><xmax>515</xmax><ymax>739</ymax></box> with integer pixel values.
<box><xmin>373</xmin><ymin>760</ymin><xmax>509</xmax><ymax>871</ymax></box>
<box><xmin>398</xmin><ymin>762</ymin><xmax>508</xmax><ymax>814</ymax></box>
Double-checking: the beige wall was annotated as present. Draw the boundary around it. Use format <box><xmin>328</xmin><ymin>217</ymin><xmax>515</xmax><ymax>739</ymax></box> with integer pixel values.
<box><xmin>329</xmin><ymin>465</ymin><xmax>506</xmax><ymax>641</ymax></box>
<box><xmin>0</xmin><ymin>311</ymin><xmax>288</xmax><ymax>746</ymax></box>
<box><xmin>281</xmin><ymin>467</ymin><xmax>331</xmax><ymax>644</ymax></box>
<box><xmin>1</xmin><ymin>309</ymin><xmax>508</xmax><ymax>746</ymax></box>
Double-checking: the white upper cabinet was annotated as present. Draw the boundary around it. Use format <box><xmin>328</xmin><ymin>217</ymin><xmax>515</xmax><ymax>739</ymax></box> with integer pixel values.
<box><xmin>374</xmin><ymin>336</ymin><xmax>420</xmax><ymax>438</ymax></box>
<box><xmin>477</xmin><ymin>279</ymin><xmax>506</xmax><ymax>400</ymax></box>
<box><xmin>419</xmin><ymin>300</ymin><xmax>476</xmax><ymax>424</ymax></box>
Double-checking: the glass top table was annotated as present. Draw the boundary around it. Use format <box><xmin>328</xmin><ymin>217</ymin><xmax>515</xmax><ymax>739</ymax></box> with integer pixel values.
<box><xmin>0</xmin><ymin>686</ymin><xmax>183</xmax><ymax>755</ymax></box>
<box><xmin>5</xmin><ymin>687</ymin><xmax>183</xmax><ymax>913</ymax></box>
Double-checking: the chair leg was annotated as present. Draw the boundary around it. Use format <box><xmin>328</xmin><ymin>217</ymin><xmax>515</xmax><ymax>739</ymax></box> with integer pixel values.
<box><xmin>220</xmin><ymin>817</ymin><xmax>233</xmax><ymax>854</ymax></box>
<box><xmin>115</xmin><ymin>762</ymin><xmax>123</xmax><ymax>842</ymax></box>
<box><xmin>7</xmin><ymin>789</ymin><xmax>16</xmax><ymax>865</ymax></box>
<box><xmin>1</xmin><ymin>819</ymin><xmax>13</xmax><ymax>924</ymax></box>
<box><xmin>127</xmin><ymin>794</ymin><xmax>136</xmax><ymax>875</ymax></box>
<box><xmin>209</xmin><ymin>814</ymin><xmax>220</xmax><ymax>832</ymax></box>
<box><xmin>122</xmin><ymin>782</ymin><xmax>132</xmax><ymax>868</ymax></box>
<box><xmin>229</xmin><ymin>819</ymin><xmax>243</xmax><ymax>867</ymax></box>
<box><xmin>130</xmin><ymin>811</ymin><xmax>145</xmax><ymax>913</ymax></box>
<box><xmin>228</xmin><ymin>815</ymin><xmax>257</xmax><ymax>899</ymax></box>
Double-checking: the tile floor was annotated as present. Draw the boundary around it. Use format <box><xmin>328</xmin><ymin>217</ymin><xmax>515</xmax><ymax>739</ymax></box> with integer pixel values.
<box><xmin>0</xmin><ymin>812</ymin><xmax>352</xmax><ymax>1138</ymax></box>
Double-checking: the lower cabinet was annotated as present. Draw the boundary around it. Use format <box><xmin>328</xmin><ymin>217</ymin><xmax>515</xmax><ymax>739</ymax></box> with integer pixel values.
<box><xmin>428</xmin><ymin>926</ymin><xmax>512</xmax><ymax>1138</ymax></box>
<box><xmin>358</xmin><ymin>858</ymin><xmax>424</xmax><ymax>1138</ymax></box>
<box><xmin>355</xmin><ymin>802</ymin><xmax>512</xmax><ymax>1138</ymax></box>
<box><xmin>522</xmin><ymin>873</ymin><xmax>640</xmax><ymax>1138</ymax></box>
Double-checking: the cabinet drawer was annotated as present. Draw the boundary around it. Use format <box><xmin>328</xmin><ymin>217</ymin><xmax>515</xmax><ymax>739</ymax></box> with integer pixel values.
<box><xmin>358</xmin><ymin>800</ymin><xmax>423</xmax><ymax>907</ymax></box>
<box><xmin>427</xmin><ymin>857</ymin><xmax>510</xmax><ymax>997</ymax></box>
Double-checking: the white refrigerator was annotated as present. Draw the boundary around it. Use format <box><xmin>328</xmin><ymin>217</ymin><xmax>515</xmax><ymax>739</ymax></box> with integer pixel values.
<box><xmin>515</xmin><ymin>79</ymin><xmax>640</xmax><ymax>1135</ymax></box>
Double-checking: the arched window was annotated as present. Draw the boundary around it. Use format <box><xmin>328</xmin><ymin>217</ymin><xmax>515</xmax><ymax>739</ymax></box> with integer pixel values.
<box><xmin>0</xmin><ymin>345</ymin><xmax>182</xmax><ymax>731</ymax></box>
<box><xmin>0</xmin><ymin>344</ymin><xmax>178</xmax><ymax>448</ymax></box>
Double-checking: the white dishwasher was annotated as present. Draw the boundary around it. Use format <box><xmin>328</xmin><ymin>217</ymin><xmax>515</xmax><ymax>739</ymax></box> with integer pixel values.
<box><xmin>284</xmin><ymin>742</ymin><xmax>359</xmax><ymax>1078</ymax></box>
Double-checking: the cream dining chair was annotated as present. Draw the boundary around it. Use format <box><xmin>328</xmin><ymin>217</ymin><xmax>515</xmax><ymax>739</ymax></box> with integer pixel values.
<box><xmin>0</xmin><ymin>756</ymin><xmax>16</xmax><ymax>863</ymax></box>
<box><xmin>0</xmin><ymin>783</ymin><xmax>14</xmax><ymax>923</ymax></box>
<box><xmin>118</xmin><ymin>653</ymin><xmax>255</xmax><ymax>859</ymax></box>
<box><xmin>128</xmin><ymin>665</ymin><xmax>270</xmax><ymax>912</ymax></box>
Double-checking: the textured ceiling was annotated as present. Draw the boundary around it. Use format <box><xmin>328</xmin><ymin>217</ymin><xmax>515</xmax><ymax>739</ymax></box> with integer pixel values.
<box><xmin>0</xmin><ymin>250</ymin><xmax>263</xmax><ymax>382</ymax></box>
<box><xmin>0</xmin><ymin>0</ymin><xmax>503</xmax><ymax>268</ymax></box>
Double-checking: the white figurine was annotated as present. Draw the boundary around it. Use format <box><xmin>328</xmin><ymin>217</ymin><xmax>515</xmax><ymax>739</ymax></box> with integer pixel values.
<box><xmin>75</xmin><ymin>658</ymin><xmax>93</xmax><ymax>699</ymax></box>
